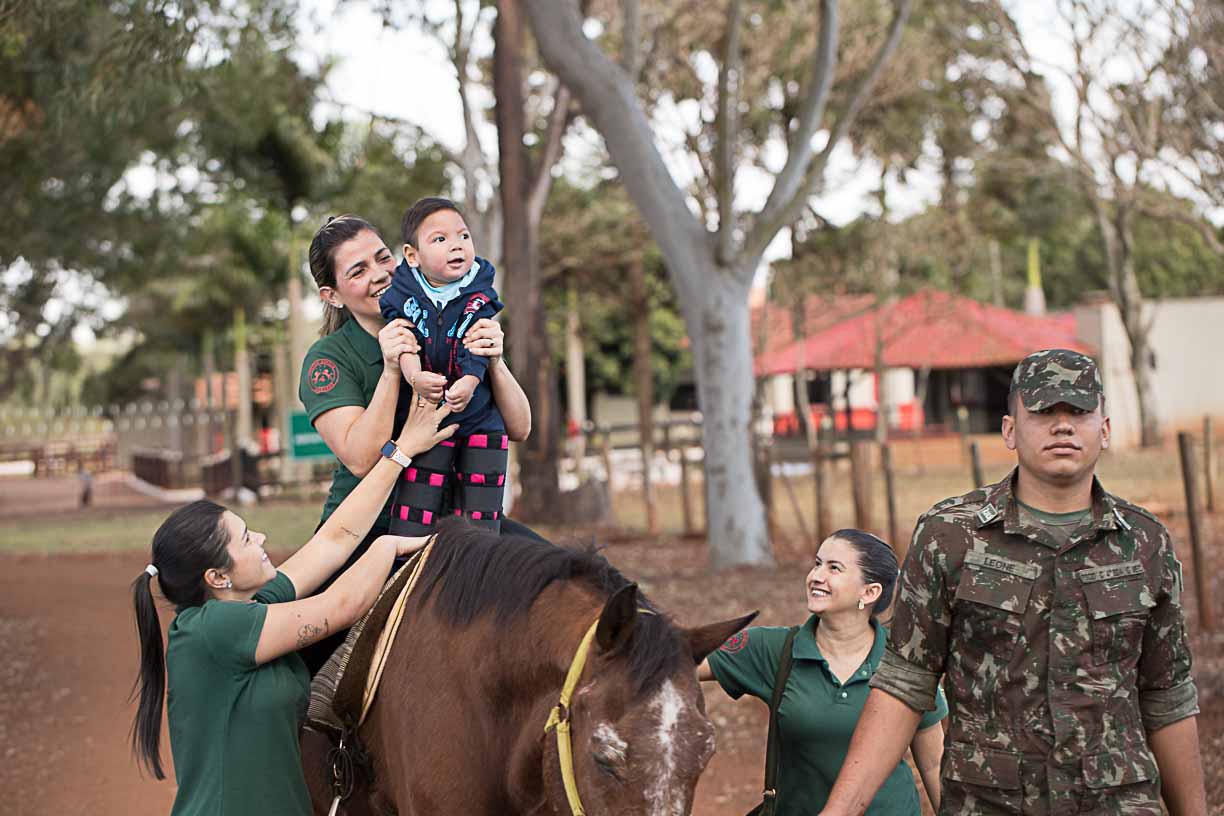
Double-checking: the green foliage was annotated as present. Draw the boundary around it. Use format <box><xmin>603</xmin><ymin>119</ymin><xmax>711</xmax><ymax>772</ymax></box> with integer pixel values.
<box><xmin>0</xmin><ymin>0</ymin><xmax>208</xmax><ymax>399</ymax></box>
<box><xmin>538</xmin><ymin>178</ymin><xmax>692</xmax><ymax>406</ymax></box>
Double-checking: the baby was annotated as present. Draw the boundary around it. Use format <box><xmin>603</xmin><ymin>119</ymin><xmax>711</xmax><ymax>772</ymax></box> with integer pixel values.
<box><xmin>378</xmin><ymin>197</ymin><xmax>509</xmax><ymax>534</ymax></box>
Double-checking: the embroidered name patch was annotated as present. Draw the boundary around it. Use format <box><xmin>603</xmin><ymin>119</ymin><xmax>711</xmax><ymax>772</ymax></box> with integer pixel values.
<box><xmin>720</xmin><ymin>630</ymin><xmax>748</xmax><ymax>653</ymax></box>
<box><xmin>308</xmin><ymin>358</ymin><xmax>340</xmax><ymax>394</ymax></box>
<box><xmin>963</xmin><ymin>550</ymin><xmax>1040</xmax><ymax>580</ymax></box>
<box><xmin>1076</xmin><ymin>560</ymin><xmax>1145</xmax><ymax>584</ymax></box>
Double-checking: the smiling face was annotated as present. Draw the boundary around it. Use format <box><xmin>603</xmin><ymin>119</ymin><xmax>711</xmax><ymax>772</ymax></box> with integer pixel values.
<box><xmin>805</xmin><ymin>536</ymin><xmax>880</xmax><ymax>617</ymax></box>
<box><xmin>404</xmin><ymin>208</ymin><xmax>475</xmax><ymax>287</ymax></box>
<box><xmin>318</xmin><ymin>229</ymin><xmax>396</xmax><ymax>323</ymax></box>
<box><xmin>1002</xmin><ymin>399</ymin><xmax>1109</xmax><ymax>487</ymax></box>
<box><xmin>218</xmin><ymin>511</ymin><xmax>275</xmax><ymax>593</ymax></box>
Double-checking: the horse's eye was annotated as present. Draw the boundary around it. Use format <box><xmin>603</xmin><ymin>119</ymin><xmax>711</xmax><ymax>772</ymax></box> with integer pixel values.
<box><xmin>593</xmin><ymin>753</ymin><xmax>624</xmax><ymax>782</ymax></box>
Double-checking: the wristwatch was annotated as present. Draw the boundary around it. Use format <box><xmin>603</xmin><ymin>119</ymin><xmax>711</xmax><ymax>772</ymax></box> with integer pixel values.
<box><xmin>380</xmin><ymin>441</ymin><xmax>413</xmax><ymax>468</ymax></box>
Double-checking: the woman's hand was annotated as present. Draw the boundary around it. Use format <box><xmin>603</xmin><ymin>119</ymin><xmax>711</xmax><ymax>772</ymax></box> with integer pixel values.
<box><xmin>396</xmin><ymin>392</ymin><xmax>457</xmax><ymax>456</ymax></box>
<box><xmin>463</xmin><ymin>318</ymin><xmax>504</xmax><ymax>366</ymax></box>
<box><xmin>411</xmin><ymin>371</ymin><xmax>447</xmax><ymax>404</ymax></box>
<box><xmin>379</xmin><ymin>319</ymin><xmax>420</xmax><ymax>372</ymax></box>
<box><xmin>376</xmin><ymin>534</ymin><xmax>433</xmax><ymax>558</ymax></box>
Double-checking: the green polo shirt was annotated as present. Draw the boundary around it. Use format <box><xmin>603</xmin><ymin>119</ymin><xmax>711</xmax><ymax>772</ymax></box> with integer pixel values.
<box><xmin>708</xmin><ymin>616</ymin><xmax>947</xmax><ymax>816</ymax></box>
<box><xmin>300</xmin><ymin>317</ymin><xmax>403</xmax><ymax>530</ymax></box>
<box><xmin>167</xmin><ymin>572</ymin><xmax>312</xmax><ymax>816</ymax></box>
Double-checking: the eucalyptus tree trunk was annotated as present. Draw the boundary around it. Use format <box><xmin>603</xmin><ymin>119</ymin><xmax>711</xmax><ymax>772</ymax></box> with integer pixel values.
<box><xmin>521</xmin><ymin>0</ymin><xmax>911</xmax><ymax>566</ymax></box>
<box><xmin>1094</xmin><ymin>200</ymin><xmax>1161</xmax><ymax>447</ymax></box>
<box><xmin>495</xmin><ymin>0</ymin><xmax>562</xmax><ymax>519</ymax></box>
<box><xmin>630</xmin><ymin>258</ymin><xmax>658</xmax><ymax>534</ymax></box>
<box><xmin>677</xmin><ymin>264</ymin><xmax>770</xmax><ymax>567</ymax></box>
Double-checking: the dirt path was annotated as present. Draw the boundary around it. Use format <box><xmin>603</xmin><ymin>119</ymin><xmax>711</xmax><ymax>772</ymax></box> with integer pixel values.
<box><xmin>1</xmin><ymin>532</ymin><xmax>1220</xmax><ymax>815</ymax></box>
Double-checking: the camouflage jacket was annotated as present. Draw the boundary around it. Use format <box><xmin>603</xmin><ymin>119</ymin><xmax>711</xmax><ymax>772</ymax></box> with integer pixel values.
<box><xmin>871</xmin><ymin>470</ymin><xmax>1199</xmax><ymax>814</ymax></box>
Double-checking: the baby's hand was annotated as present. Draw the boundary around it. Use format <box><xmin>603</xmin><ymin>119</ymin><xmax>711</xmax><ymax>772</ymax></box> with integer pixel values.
<box><xmin>412</xmin><ymin>371</ymin><xmax>447</xmax><ymax>404</ymax></box>
<box><xmin>444</xmin><ymin>375</ymin><xmax>479</xmax><ymax>412</ymax></box>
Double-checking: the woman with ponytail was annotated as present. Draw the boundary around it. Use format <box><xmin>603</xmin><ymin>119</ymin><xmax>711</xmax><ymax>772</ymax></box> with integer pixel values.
<box><xmin>698</xmin><ymin>530</ymin><xmax>948</xmax><ymax>816</ymax></box>
<box><xmin>130</xmin><ymin>393</ymin><xmax>455</xmax><ymax>815</ymax></box>
<box><xmin>296</xmin><ymin>214</ymin><xmax>535</xmax><ymax>671</ymax></box>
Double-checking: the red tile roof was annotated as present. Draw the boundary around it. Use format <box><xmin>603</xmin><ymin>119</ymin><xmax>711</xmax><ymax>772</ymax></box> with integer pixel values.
<box><xmin>755</xmin><ymin>290</ymin><xmax>1090</xmax><ymax>375</ymax></box>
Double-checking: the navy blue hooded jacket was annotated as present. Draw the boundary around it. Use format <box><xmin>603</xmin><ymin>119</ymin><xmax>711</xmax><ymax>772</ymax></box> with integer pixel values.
<box><xmin>379</xmin><ymin>257</ymin><xmax>504</xmax><ymax>435</ymax></box>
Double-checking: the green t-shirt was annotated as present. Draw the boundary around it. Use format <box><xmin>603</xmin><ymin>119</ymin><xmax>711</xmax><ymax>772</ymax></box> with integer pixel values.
<box><xmin>708</xmin><ymin>616</ymin><xmax>947</xmax><ymax>816</ymax></box>
<box><xmin>300</xmin><ymin>317</ymin><xmax>402</xmax><ymax>530</ymax></box>
<box><xmin>1016</xmin><ymin>500</ymin><xmax>1093</xmax><ymax>548</ymax></box>
<box><xmin>167</xmin><ymin>572</ymin><xmax>312</xmax><ymax>816</ymax></box>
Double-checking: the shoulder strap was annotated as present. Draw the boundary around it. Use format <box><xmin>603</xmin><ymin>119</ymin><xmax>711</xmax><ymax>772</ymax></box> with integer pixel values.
<box><xmin>761</xmin><ymin>626</ymin><xmax>799</xmax><ymax>803</ymax></box>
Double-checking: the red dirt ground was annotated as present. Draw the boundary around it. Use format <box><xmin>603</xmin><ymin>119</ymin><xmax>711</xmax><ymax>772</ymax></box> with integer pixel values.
<box><xmin>1</xmin><ymin>519</ymin><xmax>1221</xmax><ymax>814</ymax></box>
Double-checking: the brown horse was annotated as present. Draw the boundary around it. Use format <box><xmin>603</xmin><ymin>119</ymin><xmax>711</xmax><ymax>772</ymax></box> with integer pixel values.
<box><xmin>303</xmin><ymin>520</ymin><xmax>755</xmax><ymax>815</ymax></box>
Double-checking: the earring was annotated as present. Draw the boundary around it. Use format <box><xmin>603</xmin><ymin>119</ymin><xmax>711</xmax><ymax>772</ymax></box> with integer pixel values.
<box><xmin>857</xmin><ymin>599</ymin><xmax>865</xmax><ymax>611</ymax></box>
<box><xmin>225</xmin><ymin>579</ymin><xmax>233</xmax><ymax>589</ymax></box>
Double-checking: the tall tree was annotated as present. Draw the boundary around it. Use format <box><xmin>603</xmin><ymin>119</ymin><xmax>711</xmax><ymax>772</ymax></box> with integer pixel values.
<box><xmin>0</xmin><ymin>0</ymin><xmax>207</xmax><ymax>399</ymax></box>
<box><xmin>998</xmin><ymin>0</ymin><xmax>1202</xmax><ymax>446</ymax></box>
<box><xmin>520</xmin><ymin>0</ymin><xmax>912</xmax><ymax>566</ymax></box>
<box><xmin>493</xmin><ymin>0</ymin><xmax>574</xmax><ymax>519</ymax></box>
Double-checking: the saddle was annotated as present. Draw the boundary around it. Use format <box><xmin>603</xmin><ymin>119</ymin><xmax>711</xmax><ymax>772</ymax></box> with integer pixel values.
<box><xmin>305</xmin><ymin>540</ymin><xmax>433</xmax><ymax>740</ymax></box>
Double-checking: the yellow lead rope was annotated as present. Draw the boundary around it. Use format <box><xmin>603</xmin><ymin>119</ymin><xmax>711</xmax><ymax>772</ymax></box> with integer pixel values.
<box><xmin>543</xmin><ymin>618</ymin><xmax>601</xmax><ymax>816</ymax></box>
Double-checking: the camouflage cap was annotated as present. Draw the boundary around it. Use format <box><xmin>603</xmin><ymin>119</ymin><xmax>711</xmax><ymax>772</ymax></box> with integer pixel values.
<box><xmin>1010</xmin><ymin>349</ymin><xmax>1102</xmax><ymax>412</ymax></box>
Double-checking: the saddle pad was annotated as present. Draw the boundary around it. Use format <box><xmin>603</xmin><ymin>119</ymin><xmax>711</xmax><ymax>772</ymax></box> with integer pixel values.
<box><xmin>305</xmin><ymin>549</ymin><xmax>425</xmax><ymax>736</ymax></box>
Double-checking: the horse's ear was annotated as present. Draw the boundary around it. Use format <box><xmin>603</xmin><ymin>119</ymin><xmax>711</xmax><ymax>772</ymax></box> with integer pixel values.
<box><xmin>684</xmin><ymin>611</ymin><xmax>759</xmax><ymax>664</ymax></box>
<box><xmin>595</xmin><ymin>584</ymin><xmax>640</xmax><ymax>654</ymax></box>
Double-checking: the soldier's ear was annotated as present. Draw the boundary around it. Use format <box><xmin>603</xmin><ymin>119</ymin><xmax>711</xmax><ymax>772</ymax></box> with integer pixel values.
<box><xmin>1001</xmin><ymin>414</ymin><xmax>1017</xmax><ymax>450</ymax></box>
<box><xmin>1100</xmin><ymin>416</ymin><xmax>1111</xmax><ymax>449</ymax></box>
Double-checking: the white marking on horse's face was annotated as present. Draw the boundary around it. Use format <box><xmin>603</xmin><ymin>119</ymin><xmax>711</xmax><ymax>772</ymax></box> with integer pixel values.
<box><xmin>593</xmin><ymin>722</ymin><xmax>627</xmax><ymax>764</ymax></box>
<box><xmin>645</xmin><ymin>679</ymin><xmax>688</xmax><ymax>816</ymax></box>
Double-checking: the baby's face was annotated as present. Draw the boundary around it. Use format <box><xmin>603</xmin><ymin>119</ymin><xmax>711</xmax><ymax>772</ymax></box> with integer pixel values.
<box><xmin>408</xmin><ymin>208</ymin><xmax>476</xmax><ymax>286</ymax></box>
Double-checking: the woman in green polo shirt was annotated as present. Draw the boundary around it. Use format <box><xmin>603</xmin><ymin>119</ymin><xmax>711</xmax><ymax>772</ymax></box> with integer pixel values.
<box><xmin>296</xmin><ymin>214</ymin><xmax>534</xmax><ymax>670</ymax></box>
<box><xmin>129</xmin><ymin>392</ymin><xmax>456</xmax><ymax>816</ymax></box>
<box><xmin>700</xmin><ymin>529</ymin><xmax>946</xmax><ymax>815</ymax></box>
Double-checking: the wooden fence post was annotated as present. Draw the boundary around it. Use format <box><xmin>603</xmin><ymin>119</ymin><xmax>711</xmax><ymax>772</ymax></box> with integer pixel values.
<box><xmin>813</xmin><ymin>444</ymin><xmax>830</xmax><ymax>545</ymax></box>
<box><xmin>1178</xmin><ymin>432</ymin><xmax>1216</xmax><ymax>631</ymax></box>
<box><xmin>1204</xmin><ymin>416</ymin><xmax>1215</xmax><ymax>513</ymax></box>
<box><xmin>672</xmin><ymin>424</ymin><xmax>696</xmax><ymax>536</ymax></box>
<box><xmin>969</xmin><ymin>441</ymin><xmax>984</xmax><ymax>489</ymax></box>
<box><xmin>881</xmin><ymin>442</ymin><xmax>900</xmax><ymax>549</ymax></box>
<box><xmin>850</xmin><ymin>440</ymin><xmax>874</xmax><ymax>532</ymax></box>
<box><xmin>599</xmin><ymin>426</ymin><xmax>616</xmax><ymax>521</ymax></box>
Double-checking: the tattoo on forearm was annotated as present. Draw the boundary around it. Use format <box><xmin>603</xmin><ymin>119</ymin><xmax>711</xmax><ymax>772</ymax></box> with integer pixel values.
<box><xmin>296</xmin><ymin>618</ymin><xmax>330</xmax><ymax>648</ymax></box>
<box><xmin>339</xmin><ymin>525</ymin><xmax>359</xmax><ymax>542</ymax></box>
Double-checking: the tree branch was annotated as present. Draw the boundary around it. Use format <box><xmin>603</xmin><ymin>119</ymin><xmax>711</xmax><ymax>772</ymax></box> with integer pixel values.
<box><xmin>520</xmin><ymin>0</ymin><xmax>713</xmax><ymax>274</ymax></box>
<box><xmin>621</xmin><ymin>0</ymin><xmax>640</xmax><ymax>78</ymax></box>
<box><xmin>527</xmin><ymin>82</ymin><xmax>572</xmax><ymax>227</ymax></box>
<box><xmin>715</xmin><ymin>0</ymin><xmax>744</xmax><ymax>264</ymax></box>
<box><xmin>744</xmin><ymin>0</ymin><xmax>912</xmax><ymax>266</ymax></box>
<box><xmin>743</xmin><ymin>0</ymin><xmax>838</xmax><ymax>263</ymax></box>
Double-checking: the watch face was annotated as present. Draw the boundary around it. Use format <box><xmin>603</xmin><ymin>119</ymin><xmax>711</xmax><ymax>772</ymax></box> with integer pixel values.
<box><xmin>381</xmin><ymin>441</ymin><xmax>396</xmax><ymax>458</ymax></box>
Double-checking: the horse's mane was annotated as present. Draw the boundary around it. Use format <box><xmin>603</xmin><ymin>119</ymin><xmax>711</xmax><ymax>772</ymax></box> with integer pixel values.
<box><xmin>412</xmin><ymin>519</ymin><xmax>686</xmax><ymax>696</ymax></box>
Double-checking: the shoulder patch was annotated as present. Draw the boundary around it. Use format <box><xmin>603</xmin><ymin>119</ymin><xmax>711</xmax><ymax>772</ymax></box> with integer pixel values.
<box><xmin>307</xmin><ymin>358</ymin><xmax>341</xmax><ymax>394</ymax></box>
<box><xmin>976</xmin><ymin>504</ymin><xmax>1000</xmax><ymax>525</ymax></box>
<box><xmin>719</xmin><ymin>630</ymin><xmax>748</xmax><ymax>654</ymax></box>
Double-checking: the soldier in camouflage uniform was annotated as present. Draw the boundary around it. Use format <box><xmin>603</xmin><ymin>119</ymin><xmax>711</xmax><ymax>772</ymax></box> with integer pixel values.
<box><xmin>819</xmin><ymin>349</ymin><xmax>1207</xmax><ymax>816</ymax></box>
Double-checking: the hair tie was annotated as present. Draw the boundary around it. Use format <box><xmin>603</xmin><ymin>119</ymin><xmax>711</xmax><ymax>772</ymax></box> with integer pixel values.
<box><xmin>145</xmin><ymin>564</ymin><xmax>159</xmax><ymax>578</ymax></box>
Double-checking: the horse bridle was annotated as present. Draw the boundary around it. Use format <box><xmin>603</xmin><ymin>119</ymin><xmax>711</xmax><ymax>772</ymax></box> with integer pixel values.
<box><xmin>543</xmin><ymin>609</ymin><xmax>657</xmax><ymax>816</ymax></box>
<box><xmin>543</xmin><ymin>617</ymin><xmax>600</xmax><ymax>816</ymax></box>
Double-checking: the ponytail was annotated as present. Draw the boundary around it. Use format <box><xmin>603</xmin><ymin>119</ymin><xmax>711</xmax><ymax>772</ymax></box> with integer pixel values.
<box><xmin>320</xmin><ymin>302</ymin><xmax>349</xmax><ymax>336</ymax></box>
<box><xmin>128</xmin><ymin>499</ymin><xmax>232</xmax><ymax>779</ymax></box>
<box><xmin>130</xmin><ymin>571</ymin><xmax>167</xmax><ymax>779</ymax></box>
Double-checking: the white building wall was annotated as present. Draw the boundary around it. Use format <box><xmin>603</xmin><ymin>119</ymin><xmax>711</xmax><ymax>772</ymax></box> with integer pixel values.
<box><xmin>1074</xmin><ymin>296</ymin><xmax>1224</xmax><ymax>448</ymax></box>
